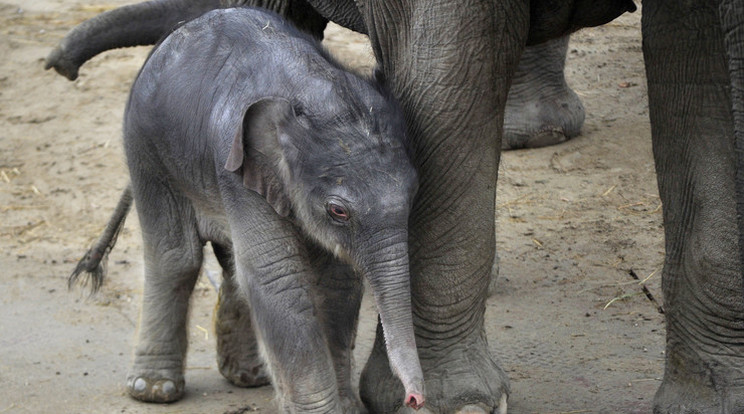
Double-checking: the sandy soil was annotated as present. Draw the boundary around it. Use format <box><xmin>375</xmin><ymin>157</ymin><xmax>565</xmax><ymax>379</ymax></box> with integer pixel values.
<box><xmin>0</xmin><ymin>2</ymin><xmax>663</xmax><ymax>413</ymax></box>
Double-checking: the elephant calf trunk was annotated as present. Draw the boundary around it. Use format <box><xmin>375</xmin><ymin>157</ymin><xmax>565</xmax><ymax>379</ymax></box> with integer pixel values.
<box><xmin>363</xmin><ymin>246</ymin><xmax>426</xmax><ymax>410</ymax></box>
<box><xmin>406</xmin><ymin>390</ymin><xmax>425</xmax><ymax>410</ymax></box>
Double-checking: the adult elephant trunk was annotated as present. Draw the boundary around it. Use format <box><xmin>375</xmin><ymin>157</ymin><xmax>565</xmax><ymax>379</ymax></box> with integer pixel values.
<box><xmin>358</xmin><ymin>232</ymin><xmax>425</xmax><ymax>410</ymax></box>
<box><xmin>45</xmin><ymin>0</ymin><xmax>222</xmax><ymax>80</ymax></box>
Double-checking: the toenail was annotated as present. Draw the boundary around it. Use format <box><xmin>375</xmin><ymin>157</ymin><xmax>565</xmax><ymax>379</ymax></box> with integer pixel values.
<box><xmin>133</xmin><ymin>378</ymin><xmax>147</xmax><ymax>392</ymax></box>
<box><xmin>162</xmin><ymin>380</ymin><xmax>176</xmax><ymax>394</ymax></box>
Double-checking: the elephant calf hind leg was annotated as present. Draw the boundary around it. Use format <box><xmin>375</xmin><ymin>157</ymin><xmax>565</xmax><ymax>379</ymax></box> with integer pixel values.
<box><xmin>126</xmin><ymin>184</ymin><xmax>204</xmax><ymax>403</ymax></box>
<box><xmin>215</xmin><ymin>281</ymin><xmax>270</xmax><ymax>387</ymax></box>
<box><xmin>211</xmin><ymin>242</ymin><xmax>270</xmax><ymax>388</ymax></box>
<box><xmin>127</xmin><ymin>255</ymin><xmax>202</xmax><ymax>402</ymax></box>
<box><xmin>127</xmin><ymin>255</ymin><xmax>202</xmax><ymax>404</ymax></box>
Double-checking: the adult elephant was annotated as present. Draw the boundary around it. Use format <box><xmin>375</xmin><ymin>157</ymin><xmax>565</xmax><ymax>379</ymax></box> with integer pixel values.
<box><xmin>45</xmin><ymin>0</ymin><xmax>744</xmax><ymax>413</ymax></box>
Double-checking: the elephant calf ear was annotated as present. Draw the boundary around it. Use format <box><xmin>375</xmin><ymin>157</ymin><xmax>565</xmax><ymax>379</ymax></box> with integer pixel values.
<box><xmin>224</xmin><ymin>98</ymin><xmax>295</xmax><ymax>217</ymax></box>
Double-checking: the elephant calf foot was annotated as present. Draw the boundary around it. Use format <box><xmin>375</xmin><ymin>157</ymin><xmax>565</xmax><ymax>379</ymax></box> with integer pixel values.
<box><xmin>215</xmin><ymin>284</ymin><xmax>270</xmax><ymax>388</ymax></box>
<box><xmin>127</xmin><ymin>375</ymin><xmax>184</xmax><ymax>403</ymax></box>
<box><xmin>127</xmin><ymin>363</ymin><xmax>185</xmax><ymax>403</ymax></box>
<box><xmin>360</xmin><ymin>334</ymin><xmax>508</xmax><ymax>413</ymax></box>
<box><xmin>217</xmin><ymin>351</ymin><xmax>270</xmax><ymax>388</ymax></box>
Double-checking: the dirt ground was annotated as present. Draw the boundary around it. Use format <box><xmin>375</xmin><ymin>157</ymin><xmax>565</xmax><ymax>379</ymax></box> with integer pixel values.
<box><xmin>0</xmin><ymin>2</ymin><xmax>663</xmax><ymax>413</ymax></box>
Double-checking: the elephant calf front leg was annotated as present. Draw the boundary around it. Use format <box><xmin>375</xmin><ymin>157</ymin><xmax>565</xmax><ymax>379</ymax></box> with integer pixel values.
<box><xmin>230</xmin><ymin>217</ymin><xmax>341</xmax><ymax>412</ymax></box>
<box><xmin>309</xmin><ymin>247</ymin><xmax>365</xmax><ymax>413</ymax></box>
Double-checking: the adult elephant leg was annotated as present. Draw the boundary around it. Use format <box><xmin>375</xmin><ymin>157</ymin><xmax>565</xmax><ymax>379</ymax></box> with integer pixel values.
<box><xmin>503</xmin><ymin>35</ymin><xmax>585</xmax><ymax>150</ymax></box>
<box><xmin>644</xmin><ymin>1</ymin><xmax>744</xmax><ymax>412</ymax></box>
<box><xmin>358</xmin><ymin>1</ymin><xmax>528</xmax><ymax>412</ymax></box>
<box><xmin>211</xmin><ymin>242</ymin><xmax>270</xmax><ymax>388</ymax></box>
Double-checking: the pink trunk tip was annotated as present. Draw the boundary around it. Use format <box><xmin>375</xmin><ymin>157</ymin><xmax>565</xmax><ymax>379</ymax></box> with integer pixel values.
<box><xmin>405</xmin><ymin>393</ymin><xmax>425</xmax><ymax>410</ymax></box>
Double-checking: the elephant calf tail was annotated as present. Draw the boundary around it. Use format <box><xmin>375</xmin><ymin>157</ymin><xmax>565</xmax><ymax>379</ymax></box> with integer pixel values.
<box><xmin>69</xmin><ymin>185</ymin><xmax>133</xmax><ymax>293</ymax></box>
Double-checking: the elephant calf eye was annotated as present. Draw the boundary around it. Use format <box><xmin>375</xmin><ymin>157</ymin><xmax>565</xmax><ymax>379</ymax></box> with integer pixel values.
<box><xmin>327</xmin><ymin>202</ymin><xmax>350</xmax><ymax>222</ymax></box>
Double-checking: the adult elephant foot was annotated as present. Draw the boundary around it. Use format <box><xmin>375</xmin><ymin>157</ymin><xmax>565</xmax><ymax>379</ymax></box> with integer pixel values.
<box><xmin>653</xmin><ymin>350</ymin><xmax>744</xmax><ymax>413</ymax></box>
<box><xmin>213</xmin><ymin>261</ymin><xmax>270</xmax><ymax>388</ymax></box>
<box><xmin>502</xmin><ymin>35</ymin><xmax>584</xmax><ymax>150</ymax></box>
<box><xmin>655</xmin><ymin>390</ymin><xmax>744</xmax><ymax>414</ymax></box>
<box><xmin>360</xmin><ymin>324</ymin><xmax>509</xmax><ymax>414</ymax></box>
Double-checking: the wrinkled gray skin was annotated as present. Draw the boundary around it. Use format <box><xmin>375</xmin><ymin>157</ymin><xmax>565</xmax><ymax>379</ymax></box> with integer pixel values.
<box><xmin>115</xmin><ymin>8</ymin><xmax>425</xmax><ymax>412</ymax></box>
<box><xmin>48</xmin><ymin>0</ymin><xmax>744</xmax><ymax>413</ymax></box>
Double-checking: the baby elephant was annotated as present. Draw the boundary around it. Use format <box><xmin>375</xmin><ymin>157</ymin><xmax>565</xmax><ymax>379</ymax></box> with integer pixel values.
<box><xmin>110</xmin><ymin>6</ymin><xmax>423</xmax><ymax>413</ymax></box>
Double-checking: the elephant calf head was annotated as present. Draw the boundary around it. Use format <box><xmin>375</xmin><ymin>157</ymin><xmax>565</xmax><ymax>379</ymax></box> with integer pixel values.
<box><xmin>224</xmin><ymin>84</ymin><xmax>418</xmax><ymax>259</ymax></box>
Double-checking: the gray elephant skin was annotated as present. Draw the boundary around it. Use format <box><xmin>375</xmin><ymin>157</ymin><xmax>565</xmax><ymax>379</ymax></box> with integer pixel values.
<box><xmin>101</xmin><ymin>7</ymin><xmax>424</xmax><ymax>412</ymax></box>
<box><xmin>47</xmin><ymin>0</ymin><xmax>744</xmax><ymax>413</ymax></box>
